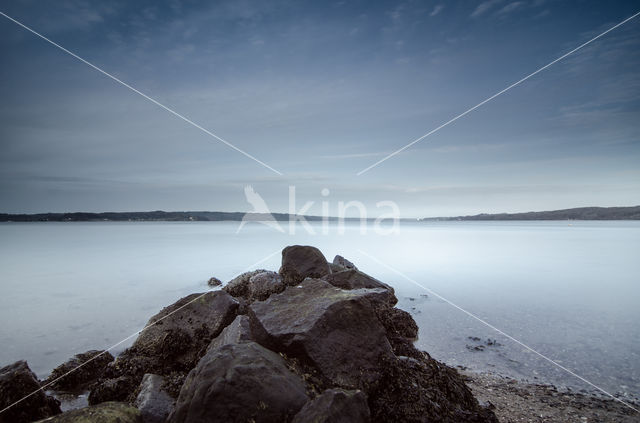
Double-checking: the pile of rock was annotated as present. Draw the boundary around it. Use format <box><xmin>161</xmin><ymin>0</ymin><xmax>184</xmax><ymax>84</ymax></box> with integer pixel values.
<box><xmin>0</xmin><ymin>245</ymin><xmax>497</xmax><ymax>423</ymax></box>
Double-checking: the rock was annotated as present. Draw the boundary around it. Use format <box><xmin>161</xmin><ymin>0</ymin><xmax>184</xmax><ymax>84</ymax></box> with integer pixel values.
<box><xmin>168</xmin><ymin>342</ymin><xmax>309</xmax><ymax>423</ymax></box>
<box><xmin>248</xmin><ymin>271</ymin><xmax>285</xmax><ymax>301</ymax></box>
<box><xmin>378</xmin><ymin>307</ymin><xmax>418</xmax><ymax>340</ymax></box>
<box><xmin>206</xmin><ymin>315</ymin><xmax>254</xmax><ymax>352</ymax></box>
<box><xmin>329</xmin><ymin>262</ymin><xmax>346</xmax><ymax>273</ymax></box>
<box><xmin>279</xmin><ymin>245</ymin><xmax>331</xmax><ymax>285</ymax></box>
<box><xmin>323</xmin><ymin>269</ymin><xmax>394</xmax><ymax>295</ymax></box>
<box><xmin>36</xmin><ymin>401</ymin><xmax>141</xmax><ymax>422</ymax></box>
<box><xmin>292</xmin><ymin>389</ymin><xmax>370</xmax><ymax>423</ymax></box>
<box><xmin>367</xmin><ymin>355</ymin><xmax>499</xmax><ymax>423</ymax></box>
<box><xmin>223</xmin><ymin>269</ymin><xmax>267</xmax><ymax>298</ymax></box>
<box><xmin>323</xmin><ymin>269</ymin><xmax>398</xmax><ymax>310</ymax></box>
<box><xmin>222</xmin><ymin>271</ymin><xmax>285</xmax><ymax>304</ymax></box>
<box><xmin>90</xmin><ymin>291</ymin><xmax>238</xmax><ymax>404</ymax></box>
<box><xmin>44</xmin><ymin>350</ymin><xmax>114</xmax><ymax>392</ymax></box>
<box><xmin>0</xmin><ymin>360</ymin><xmax>61</xmax><ymax>423</ymax></box>
<box><xmin>88</xmin><ymin>376</ymin><xmax>134</xmax><ymax>405</ymax></box>
<box><xmin>206</xmin><ymin>277</ymin><xmax>222</xmax><ymax>287</ymax></box>
<box><xmin>134</xmin><ymin>374</ymin><xmax>175</xmax><ymax>423</ymax></box>
<box><xmin>129</xmin><ymin>290</ymin><xmax>238</xmax><ymax>370</ymax></box>
<box><xmin>248</xmin><ymin>278</ymin><xmax>394</xmax><ymax>388</ymax></box>
<box><xmin>376</xmin><ymin>308</ymin><xmax>420</xmax><ymax>358</ymax></box>
<box><xmin>332</xmin><ymin>255</ymin><xmax>357</xmax><ymax>270</ymax></box>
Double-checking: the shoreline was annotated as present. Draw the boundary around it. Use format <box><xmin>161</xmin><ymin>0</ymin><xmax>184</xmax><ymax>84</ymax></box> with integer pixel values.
<box><xmin>462</xmin><ymin>370</ymin><xmax>639</xmax><ymax>422</ymax></box>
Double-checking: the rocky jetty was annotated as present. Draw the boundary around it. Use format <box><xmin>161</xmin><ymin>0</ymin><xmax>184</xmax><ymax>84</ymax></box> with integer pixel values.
<box><xmin>0</xmin><ymin>245</ymin><xmax>498</xmax><ymax>423</ymax></box>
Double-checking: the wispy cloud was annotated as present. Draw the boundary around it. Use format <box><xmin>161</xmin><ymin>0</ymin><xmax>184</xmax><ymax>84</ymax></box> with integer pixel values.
<box><xmin>495</xmin><ymin>1</ymin><xmax>525</xmax><ymax>17</ymax></box>
<box><xmin>470</xmin><ymin>0</ymin><xmax>503</xmax><ymax>18</ymax></box>
<box><xmin>430</xmin><ymin>4</ymin><xmax>444</xmax><ymax>17</ymax></box>
<box><xmin>318</xmin><ymin>151</ymin><xmax>391</xmax><ymax>160</ymax></box>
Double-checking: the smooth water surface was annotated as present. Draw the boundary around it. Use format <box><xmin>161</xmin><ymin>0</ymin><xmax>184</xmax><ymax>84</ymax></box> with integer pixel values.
<box><xmin>0</xmin><ymin>221</ymin><xmax>638</xmax><ymax>401</ymax></box>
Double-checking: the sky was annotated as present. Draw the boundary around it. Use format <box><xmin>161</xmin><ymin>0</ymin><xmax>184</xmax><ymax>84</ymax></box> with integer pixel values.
<box><xmin>1</xmin><ymin>0</ymin><xmax>639</xmax><ymax>218</ymax></box>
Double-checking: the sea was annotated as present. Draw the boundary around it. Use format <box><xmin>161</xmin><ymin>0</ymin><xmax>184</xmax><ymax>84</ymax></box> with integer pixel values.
<box><xmin>0</xmin><ymin>220</ymin><xmax>638</xmax><ymax>402</ymax></box>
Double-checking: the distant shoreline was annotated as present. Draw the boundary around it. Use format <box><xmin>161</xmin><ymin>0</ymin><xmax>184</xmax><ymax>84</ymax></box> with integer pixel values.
<box><xmin>0</xmin><ymin>205</ymin><xmax>639</xmax><ymax>222</ymax></box>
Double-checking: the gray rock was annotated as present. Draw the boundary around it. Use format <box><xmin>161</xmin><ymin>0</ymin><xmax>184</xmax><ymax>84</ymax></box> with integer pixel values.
<box><xmin>332</xmin><ymin>255</ymin><xmax>357</xmax><ymax>270</ymax></box>
<box><xmin>134</xmin><ymin>374</ymin><xmax>175</xmax><ymax>423</ymax></box>
<box><xmin>223</xmin><ymin>269</ymin><xmax>267</xmax><ymax>298</ymax></box>
<box><xmin>206</xmin><ymin>315</ymin><xmax>254</xmax><ymax>352</ymax></box>
<box><xmin>293</xmin><ymin>389</ymin><xmax>370</xmax><ymax>423</ymax></box>
<box><xmin>44</xmin><ymin>350</ymin><xmax>114</xmax><ymax>392</ymax></box>
<box><xmin>88</xmin><ymin>376</ymin><xmax>133</xmax><ymax>405</ymax></box>
<box><xmin>36</xmin><ymin>401</ymin><xmax>141</xmax><ymax>422</ymax></box>
<box><xmin>329</xmin><ymin>262</ymin><xmax>346</xmax><ymax>273</ymax></box>
<box><xmin>0</xmin><ymin>360</ymin><xmax>61</xmax><ymax>423</ymax></box>
<box><xmin>323</xmin><ymin>269</ymin><xmax>394</xmax><ymax>294</ymax></box>
<box><xmin>248</xmin><ymin>271</ymin><xmax>285</xmax><ymax>301</ymax></box>
<box><xmin>279</xmin><ymin>245</ymin><xmax>331</xmax><ymax>285</ymax></box>
<box><xmin>248</xmin><ymin>278</ymin><xmax>394</xmax><ymax>388</ymax></box>
<box><xmin>206</xmin><ymin>277</ymin><xmax>222</xmax><ymax>287</ymax></box>
<box><xmin>168</xmin><ymin>342</ymin><xmax>308</xmax><ymax>423</ymax></box>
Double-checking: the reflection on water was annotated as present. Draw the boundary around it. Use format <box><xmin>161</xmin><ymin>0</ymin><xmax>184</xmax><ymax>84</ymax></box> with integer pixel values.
<box><xmin>0</xmin><ymin>221</ymin><xmax>638</xmax><ymax>401</ymax></box>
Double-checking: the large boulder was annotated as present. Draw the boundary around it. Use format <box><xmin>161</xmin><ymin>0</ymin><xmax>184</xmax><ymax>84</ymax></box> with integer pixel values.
<box><xmin>323</xmin><ymin>269</ymin><xmax>394</xmax><ymax>295</ymax></box>
<box><xmin>292</xmin><ymin>389</ymin><xmax>370</xmax><ymax>423</ymax></box>
<box><xmin>36</xmin><ymin>401</ymin><xmax>141</xmax><ymax>422</ymax></box>
<box><xmin>90</xmin><ymin>291</ymin><xmax>238</xmax><ymax>404</ymax></box>
<box><xmin>44</xmin><ymin>350</ymin><xmax>114</xmax><ymax>392</ymax></box>
<box><xmin>0</xmin><ymin>360</ymin><xmax>61</xmax><ymax>423</ymax></box>
<box><xmin>206</xmin><ymin>315</ymin><xmax>254</xmax><ymax>352</ymax></box>
<box><xmin>247</xmin><ymin>271</ymin><xmax>285</xmax><ymax>302</ymax></box>
<box><xmin>168</xmin><ymin>342</ymin><xmax>309</xmax><ymax>423</ymax></box>
<box><xmin>134</xmin><ymin>374</ymin><xmax>175</xmax><ymax>423</ymax></box>
<box><xmin>223</xmin><ymin>271</ymin><xmax>285</xmax><ymax>304</ymax></box>
<box><xmin>223</xmin><ymin>269</ymin><xmax>267</xmax><ymax>298</ymax></box>
<box><xmin>128</xmin><ymin>291</ymin><xmax>239</xmax><ymax>370</ymax></box>
<box><xmin>248</xmin><ymin>278</ymin><xmax>394</xmax><ymax>388</ymax></box>
<box><xmin>279</xmin><ymin>245</ymin><xmax>331</xmax><ymax>285</ymax></box>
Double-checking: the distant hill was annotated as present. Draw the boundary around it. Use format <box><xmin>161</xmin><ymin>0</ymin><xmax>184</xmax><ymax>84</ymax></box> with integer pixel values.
<box><xmin>1</xmin><ymin>206</ymin><xmax>639</xmax><ymax>222</ymax></box>
<box><xmin>0</xmin><ymin>211</ymin><xmax>346</xmax><ymax>222</ymax></box>
<box><xmin>423</xmin><ymin>206</ymin><xmax>640</xmax><ymax>221</ymax></box>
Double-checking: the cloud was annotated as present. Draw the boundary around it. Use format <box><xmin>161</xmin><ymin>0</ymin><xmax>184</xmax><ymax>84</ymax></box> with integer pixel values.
<box><xmin>430</xmin><ymin>4</ymin><xmax>444</xmax><ymax>17</ymax></box>
<box><xmin>470</xmin><ymin>0</ymin><xmax>503</xmax><ymax>18</ymax></box>
<box><xmin>5</xmin><ymin>0</ymin><xmax>119</xmax><ymax>33</ymax></box>
<box><xmin>318</xmin><ymin>152</ymin><xmax>390</xmax><ymax>160</ymax></box>
<box><xmin>495</xmin><ymin>1</ymin><xmax>525</xmax><ymax>17</ymax></box>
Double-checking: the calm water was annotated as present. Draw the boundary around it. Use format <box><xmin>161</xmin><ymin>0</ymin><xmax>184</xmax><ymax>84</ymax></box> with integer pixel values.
<box><xmin>0</xmin><ymin>221</ymin><xmax>639</xmax><ymax>401</ymax></box>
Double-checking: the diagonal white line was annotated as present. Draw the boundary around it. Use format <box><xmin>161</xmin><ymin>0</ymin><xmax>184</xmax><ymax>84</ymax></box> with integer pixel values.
<box><xmin>357</xmin><ymin>248</ymin><xmax>640</xmax><ymax>414</ymax></box>
<box><xmin>357</xmin><ymin>11</ymin><xmax>640</xmax><ymax>175</ymax></box>
<box><xmin>0</xmin><ymin>249</ymin><xmax>281</xmax><ymax>417</ymax></box>
<box><xmin>0</xmin><ymin>11</ymin><xmax>283</xmax><ymax>176</ymax></box>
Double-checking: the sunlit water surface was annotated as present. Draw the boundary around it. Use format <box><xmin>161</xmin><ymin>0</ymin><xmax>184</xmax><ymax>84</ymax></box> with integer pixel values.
<box><xmin>0</xmin><ymin>221</ymin><xmax>638</xmax><ymax>402</ymax></box>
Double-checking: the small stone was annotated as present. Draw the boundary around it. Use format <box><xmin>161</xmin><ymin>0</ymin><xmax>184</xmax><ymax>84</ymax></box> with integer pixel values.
<box><xmin>207</xmin><ymin>277</ymin><xmax>222</xmax><ymax>287</ymax></box>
